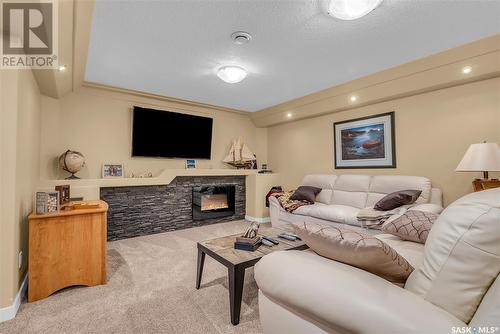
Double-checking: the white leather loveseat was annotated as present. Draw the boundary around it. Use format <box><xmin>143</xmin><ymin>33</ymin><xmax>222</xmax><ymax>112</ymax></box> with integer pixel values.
<box><xmin>256</xmin><ymin>188</ymin><xmax>500</xmax><ymax>333</ymax></box>
<box><xmin>270</xmin><ymin>174</ymin><xmax>443</xmax><ymax>228</ymax></box>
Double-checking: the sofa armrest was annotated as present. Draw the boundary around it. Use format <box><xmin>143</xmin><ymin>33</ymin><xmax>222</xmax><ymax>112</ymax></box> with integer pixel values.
<box><xmin>269</xmin><ymin>196</ymin><xmax>286</xmax><ymax>227</ymax></box>
<box><xmin>429</xmin><ymin>188</ymin><xmax>443</xmax><ymax>206</ymax></box>
<box><xmin>255</xmin><ymin>251</ymin><xmax>464</xmax><ymax>334</ymax></box>
<box><xmin>409</xmin><ymin>203</ymin><xmax>444</xmax><ymax>214</ymax></box>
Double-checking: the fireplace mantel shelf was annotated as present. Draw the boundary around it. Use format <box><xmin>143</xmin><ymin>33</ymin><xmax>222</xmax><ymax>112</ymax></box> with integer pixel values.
<box><xmin>39</xmin><ymin>169</ymin><xmax>261</xmax><ymax>189</ymax></box>
<box><xmin>37</xmin><ymin>169</ymin><xmax>280</xmax><ymax>222</ymax></box>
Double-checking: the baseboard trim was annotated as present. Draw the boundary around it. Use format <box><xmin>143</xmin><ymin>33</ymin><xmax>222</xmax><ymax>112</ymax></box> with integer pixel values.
<box><xmin>245</xmin><ymin>215</ymin><xmax>271</xmax><ymax>224</ymax></box>
<box><xmin>0</xmin><ymin>274</ymin><xmax>27</xmax><ymax>323</ymax></box>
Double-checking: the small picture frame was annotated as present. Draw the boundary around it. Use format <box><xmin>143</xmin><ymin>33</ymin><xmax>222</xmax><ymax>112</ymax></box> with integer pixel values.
<box><xmin>36</xmin><ymin>192</ymin><xmax>48</xmax><ymax>214</ymax></box>
<box><xmin>186</xmin><ymin>159</ymin><xmax>196</xmax><ymax>169</ymax></box>
<box><xmin>55</xmin><ymin>185</ymin><xmax>70</xmax><ymax>205</ymax></box>
<box><xmin>47</xmin><ymin>191</ymin><xmax>60</xmax><ymax>213</ymax></box>
<box><xmin>102</xmin><ymin>163</ymin><xmax>124</xmax><ymax>178</ymax></box>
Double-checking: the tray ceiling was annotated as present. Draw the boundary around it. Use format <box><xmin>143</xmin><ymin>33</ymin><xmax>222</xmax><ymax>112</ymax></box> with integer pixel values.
<box><xmin>86</xmin><ymin>0</ymin><xmax>500</xmax><ymax>112</ymax></box>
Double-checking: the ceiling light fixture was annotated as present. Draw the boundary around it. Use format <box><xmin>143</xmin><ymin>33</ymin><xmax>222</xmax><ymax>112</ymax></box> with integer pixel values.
<box><xmin>231</xmin><ymin>31</ymin><xmax>252</xmax><ymax>45</ymax></box>
<box><xmin>328</xmin><ymin>0</ymin><xmax>383</xmax><ymax>20</ymax></box>
<box><xmin>58</xmin><ymin>65</ymin><xmax>66</xmax><ymax>72</ymax></box>
<box><xmin>350</xmin><ymin>95</ymin><xmax>357</xmax><ymax>102</ymax></box>
<box><xmin>217</xmin><ymin>66</ymin><xmax>247</xmax><ymax>83</ymax></box>
<box><xmin>462</xmin><ymin>66</ymin><xmax>472</xmax><ymax>74</ymax></box>
<box><xmin>287</xmin><ymin>113</ymin><xmax>292</xmax><ymax>118</ymax></box>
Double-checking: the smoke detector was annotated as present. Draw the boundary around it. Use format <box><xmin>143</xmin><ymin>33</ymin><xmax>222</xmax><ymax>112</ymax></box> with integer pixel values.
<box><xmin>231</xmin><ymin>31</ymin><xmax>252</xmax><ymax>45</ymax></box>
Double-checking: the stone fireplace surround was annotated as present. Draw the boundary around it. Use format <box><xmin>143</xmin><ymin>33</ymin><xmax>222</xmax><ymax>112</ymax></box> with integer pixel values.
<box><xmin>100</xmin><ymin>176</ymin><xmax>245</xmax><ymax>241</ymax></box>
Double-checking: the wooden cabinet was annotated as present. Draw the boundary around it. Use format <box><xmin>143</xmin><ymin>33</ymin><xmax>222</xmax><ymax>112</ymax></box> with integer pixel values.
<box><xmin>28</xmin><ymin>200</ymin><xmax>108</xmax><ymax>302</ymax></box>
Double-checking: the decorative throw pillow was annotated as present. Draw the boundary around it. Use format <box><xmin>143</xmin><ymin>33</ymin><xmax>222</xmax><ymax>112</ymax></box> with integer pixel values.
<box><xmin>294</xmin><ymin>223</ymin><xmax>414</xmax><ymax>283</ymax></box>
<box><xmin>382</xmin><ymin>210</ymin><xmax>438</xmax><ymax>244</ymax></box>
<box><xmin>374</xmin><ymin>189</ymin><xmax>422</xmax><ymax>211</ymax></box>
<box><xmin>290</xmin><ymin>186</ymin><xmax>322</xmax><ymax>203</ymax></box>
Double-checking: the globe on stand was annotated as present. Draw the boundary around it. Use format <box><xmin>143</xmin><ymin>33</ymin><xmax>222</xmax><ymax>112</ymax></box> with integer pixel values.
<box><xmin>58</xmin><ymin>150</ymin><xmax>85</xmax><ymax>179</ymax></box>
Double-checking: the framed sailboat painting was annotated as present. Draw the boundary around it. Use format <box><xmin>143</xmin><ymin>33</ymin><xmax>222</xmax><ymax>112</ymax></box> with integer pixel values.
<box><xmin>333</xmin><ymin>112</ymin><xmax>396</xmax><ymax>169</ymax></box>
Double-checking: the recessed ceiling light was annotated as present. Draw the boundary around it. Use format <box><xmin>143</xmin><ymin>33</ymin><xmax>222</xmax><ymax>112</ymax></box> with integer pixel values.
<box><xmin>350</xmin><ymin>95</ymin><xmax>357</xmax><ymax>102</ymax></box>
<box><xmin>287</xmin><ymin>113</ymin><xmax>292</xmax><ymax>118</ymax></box>
<box><xmin>328</xmin><ymin>0</ymin><xmax>383</xmax><ymax>20</ymax></box>
<box><xmin>231</xmin><ymin>31</ymin><xmax>252</xmax><ymax>45</ymax></box>
<box><xmin>462</xmin><ymin>66</ymin><xmax>472</xmax><ymax>74</ymax></box>
<box><xmin>216</xmin><ymin>66</ymin><xmax>247</xmax><ymax>83</ymax></box>
<box><xmin>58</xmin><ymin>65</ymin><xmax>66</xmax><ymax>72</ymax></box>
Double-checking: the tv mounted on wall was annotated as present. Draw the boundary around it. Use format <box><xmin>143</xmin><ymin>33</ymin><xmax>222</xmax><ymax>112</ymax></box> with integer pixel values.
<box><xmin>132</xmin><ymin>106</ymin><xmax>213</xmax><ymax>159</ymax></box>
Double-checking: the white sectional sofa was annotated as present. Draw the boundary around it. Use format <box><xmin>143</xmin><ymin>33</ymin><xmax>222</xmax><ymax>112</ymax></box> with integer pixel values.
<box><xmin>256</xmin><ymin>188</ymin><xmax>500</xmax><ymax>334</ymax></box>
<box><xmin>270</xmin><ymin>174</ymin><xmax>443</xmax><ymax>228</ymax></box>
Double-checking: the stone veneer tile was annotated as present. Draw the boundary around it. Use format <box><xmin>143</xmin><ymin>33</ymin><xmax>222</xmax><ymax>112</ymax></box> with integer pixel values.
<box><xmin>100</xmin><ymin>176</ymin><xmax>246</xmax><ymax>241</ymax></box>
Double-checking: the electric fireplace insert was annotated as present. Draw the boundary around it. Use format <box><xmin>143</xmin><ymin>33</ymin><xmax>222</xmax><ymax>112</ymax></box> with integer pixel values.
<box><xmin>192</xmin><ymin>185</ymin><xmax>235</xmax><ymax>220</ymax></box>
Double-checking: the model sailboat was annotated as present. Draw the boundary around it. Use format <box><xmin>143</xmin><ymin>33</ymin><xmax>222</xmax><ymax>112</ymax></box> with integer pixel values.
<box><xmin>223</xmin><ymin>138</ymin><xmax>256</xmax><ymax>169</ymax></box>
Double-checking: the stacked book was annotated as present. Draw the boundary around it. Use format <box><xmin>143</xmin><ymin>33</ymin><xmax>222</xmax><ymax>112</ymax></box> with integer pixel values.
<box><xmin>234</xmin><ymin>236</ymin><xmax>261</xmax><ymax>251</ymax></box>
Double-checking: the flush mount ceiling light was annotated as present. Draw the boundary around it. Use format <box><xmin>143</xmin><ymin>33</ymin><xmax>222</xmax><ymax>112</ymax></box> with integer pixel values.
<box><xmin>328</xmin><ymin>0</ymin><xmax>383</xmax><ymax>20</ymax></box>
<box><xmin>350</xmin><ymin>95</ymin><xmax>357</xmax><ymax>102</ymax></box>
<box><xmin>217</xmin><ymin>66</ymin><xmax>248</xmax><ymax>83</ymax></box>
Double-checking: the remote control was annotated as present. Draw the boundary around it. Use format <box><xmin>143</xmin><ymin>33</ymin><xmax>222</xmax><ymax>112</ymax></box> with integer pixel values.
<box><xmin>278</xmin><ymin>233</ymin><xmax>296</xmax><ymax>241</ymax></box>
<box><xmin>283</xmin><ymin>232</ymin><xmax>301</xmax><ymax>240</ymax></box>
<box><xmin>261</xmin><ymin>239</ymin><xmax>274</xmax><ymax>247</ymax></box>
<box><xmin>262</xmin><ymin>236</ymin><xmax>279</xmax><ymax>245</ymax></box>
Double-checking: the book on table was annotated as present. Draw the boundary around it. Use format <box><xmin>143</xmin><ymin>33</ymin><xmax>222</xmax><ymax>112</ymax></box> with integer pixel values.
<box><xmin>234</xmin><ymin>236</ymin><xmax>261</xmax><ymax>251</ymax></box>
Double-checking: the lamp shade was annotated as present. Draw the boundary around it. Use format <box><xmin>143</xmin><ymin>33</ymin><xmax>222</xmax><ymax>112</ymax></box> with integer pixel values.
<box><xmin>456</xmin><ymin>142</ymin><xmax>500</xmax><ymax>172</ymax></box>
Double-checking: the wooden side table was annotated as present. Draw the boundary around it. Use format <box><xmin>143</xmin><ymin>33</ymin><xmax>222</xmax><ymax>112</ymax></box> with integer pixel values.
<box><xmin>28</xmin><ymin>200</ymin><xmax>108</xmax><ymax>302</ymax></box>
<box><xmin>472</xmin><ymin>179</ymin><xmax>500</xmax><ymax>192</ymax></box>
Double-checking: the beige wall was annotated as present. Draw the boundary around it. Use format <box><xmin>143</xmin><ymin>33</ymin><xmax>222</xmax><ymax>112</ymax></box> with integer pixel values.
<box><xmin>40</xmin><ymin>87</ymin><xmax>268</xmax><ymax>180</ymax></box>
<box><xmin>0</xmin><ymin>68</ymin><xmax>41</xmax><ymax>308</ymax></box>
<box><xmin>246</xmin><ymin>173</ymin><xmax>282</xmax><ymax>219</ymax></box>
<box><xmin>267</xmin><ymin>78</ymin><xmax>500</xmax><ymax>206</ymax></box>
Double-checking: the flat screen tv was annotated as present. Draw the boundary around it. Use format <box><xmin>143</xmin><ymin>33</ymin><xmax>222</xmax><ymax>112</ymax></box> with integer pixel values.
<box><xmin>132</xmin><ymin>106</ymin><xmax>213</xmax><ymax>159</ymax></box>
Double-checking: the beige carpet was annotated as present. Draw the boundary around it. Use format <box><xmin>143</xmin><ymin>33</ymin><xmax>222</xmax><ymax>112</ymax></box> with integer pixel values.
<box><xmin>0</xmin><ymin>220</ymin><xmax>262</xmax><ymax>334</ymax></box>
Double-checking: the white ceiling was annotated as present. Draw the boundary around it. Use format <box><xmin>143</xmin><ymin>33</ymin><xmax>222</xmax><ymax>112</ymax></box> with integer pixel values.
<box><xmin>86</xmin><ymin>0</ymin><xmax>500</xmax><ymax>112</ymax></box>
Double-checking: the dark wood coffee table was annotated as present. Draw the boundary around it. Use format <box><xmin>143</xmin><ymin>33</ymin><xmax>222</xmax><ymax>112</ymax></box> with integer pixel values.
<box><xmin>196</xmin><ymin>224</ymin><xmax>308</xmax><ymax>325</ymax></box>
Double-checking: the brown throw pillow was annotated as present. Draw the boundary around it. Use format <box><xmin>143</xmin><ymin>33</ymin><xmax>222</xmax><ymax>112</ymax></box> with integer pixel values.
<box><xmin>374</xmin><ymin>189</ymin><xmax>422</xmax><ymax>211</ymax></box>
<box><xmin>290</xmin><ymin>186</ymin><xmax>322</xmax><ymax>203</ymax></box>
<box><xmin>294</xmin><ymin>223</ymin><xmax>414</xmax><ymax>283</ymax></box>
<box><xmin>382</xmin><ymin>210</ymin><xmax>438</xmax><ymax>244</ymax></box>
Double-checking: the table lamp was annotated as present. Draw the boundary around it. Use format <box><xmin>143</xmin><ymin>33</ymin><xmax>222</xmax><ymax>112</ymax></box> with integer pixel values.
<box><xmin>456</xmin><ymin>142</ymin><xmax>500</xmax><ymax>191</ymax></box>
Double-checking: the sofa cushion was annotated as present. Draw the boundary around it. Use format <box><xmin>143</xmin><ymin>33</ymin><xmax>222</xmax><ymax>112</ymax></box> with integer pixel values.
<box><xmin>293</xmin><ymin>202</ymin><xmax>327</xmax><ymax>216</ymax></box>
<box><xmin>275</xmin><ymin>204</ymin><xmax>376</xmax><ymax>233</ymax></box>
<box><xmin>294</xmin><ymin>223</ymin><xmax>414</xmax><ymax>283</ymax></box>
<box><xmin>469</xmin><ymin>274</ymin><xmax>500</xmax><ymax>328</ymax></box>
<box><xmin>316</xmin><ymin>189</ymin><xmax>333</xmax><ymax>205</ymax></box>
<box><xmin>405</xmin><ymin>188</ymin><xmax>500</xmax><ymax>323</ymax></box>
<box><xmin>331</xmin><ymin>190</ymin><xmax>368</xmax><ymax>209</ymax></box>
<box><xmin>368</xmin><ymin>175</ymin><xmax>432</xmax><ymax>206</ymax></box>
<box><xmin>302</xmin><ymin>174</ymin><xmax>337</xmax><ymax>189</ymax></box>
<box><xmin>255</xmin><ymin>251</ymin><xmax>466</xmax><ymax>333</ymax></box>
<box><xmin>290</xmin><ymin>186</ymin><xmax>322</xmax><ymax>203</ymax></box>
<box><xmin>301</xmin><ymin>174</ymin><xmax>337</xmax><ymax>204</ymax></box>
<box><xmin>306</xmin><ymin>204</ymin><xmax>360</xmax><ymax>226</ymax></box>
<box><xmin>331</xmin><ymin>175</ymin><xmax>371</xmax><ymax>208</ymax></box>
<box><xmin>374</xmin><ymin>190</ymin><xmax>422</xmax><ymax>211</ymax></box>
<box><xmin>376</xmin><ymin>234</ymin><xmax>425</xmax><ymax>269</ymax></box>
<box><xmin>382</xmin><ymin>210</ymin><xmax>438</xmax><ymax>244</ymax></box>
<box><xmin>409</xmin><ymin>203</ymin><xmax>444</xmax><ymax>215</ymax></box>
<box><xmin>255</xmin><ymin>251</ymin><xmax>464</xmax><ymax>334</ymax></box>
